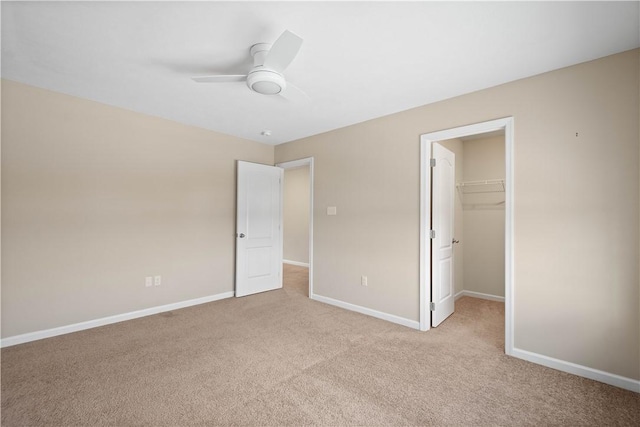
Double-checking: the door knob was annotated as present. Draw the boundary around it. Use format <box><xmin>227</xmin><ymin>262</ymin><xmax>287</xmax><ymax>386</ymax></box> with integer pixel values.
<box><xmin>452</xmin><ymin>238</ymin><xmax>459</xmax><ymax>244</ymax></box>
<box><xmin>238</xmin><ymin>233</ymin><xmax>245</xmax><ymax>238</ymax></box>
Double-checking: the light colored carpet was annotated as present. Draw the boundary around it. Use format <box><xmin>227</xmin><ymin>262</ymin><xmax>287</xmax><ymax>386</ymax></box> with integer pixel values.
<box><xmin>2</xmin><ymin>264</ymin><xmax>638</xmax><ymax>426</ymax></box>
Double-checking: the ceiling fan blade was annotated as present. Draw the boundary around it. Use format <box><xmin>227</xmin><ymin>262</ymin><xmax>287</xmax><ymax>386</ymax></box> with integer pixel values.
<box><xmin>192</xmin><ymin>75</ymin><xmax>247</xmax><ymax>83</ymax></box>
<box><xmin>280</xmin><ymin>82</ymin><xmax>309</xmax><ymax>102</ymax></box>
<box><xmin>263</xmin><ymin>30</ymin><xmax>303</xmax><ymax>73</ymax></box>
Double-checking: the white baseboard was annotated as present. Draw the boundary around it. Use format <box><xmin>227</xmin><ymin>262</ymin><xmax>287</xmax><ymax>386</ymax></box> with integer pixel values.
<box><xmin>455</xmin><ymin>290</ymin><xmax>505</xmax><ymax>302</ymax></box>
<box><xmin>511</xmin><ymin>347</ymin><xmax>640</xmax><ymax>393</ymax></box>
<box><xmin>283</xmin><ymin>259</ymin><xmax>310</xmax><ymax>267</ymax></box>
<box><xmin>312</xmin><ymin>294</ymin><xmax>420</xmax><ymax>330</ymax></box>
<box><xmin>0</xmin><ymin>291</ymin><xmax>234</xmax><ymax>348</ymax></box>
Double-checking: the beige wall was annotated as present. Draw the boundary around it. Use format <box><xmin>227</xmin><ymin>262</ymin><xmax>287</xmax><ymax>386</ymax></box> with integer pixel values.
<box><xmin>1</xmin><ymin>79</ymin><xmax>274</xmax><ymax>337</ymax></box>
<box><xmin>437</xmin><ymin>139</ymin><xmax>464</xmax><ymax>296</ymax></box>
<box><xmin>275</xmin><ymin>49</ymin><xmax>640</xmax><ymax>380</ymax></box>
<box><xmin>462</xmin><ymin>136</ymin><xmax>505</xmax><ymax>297</ymax></box>
<box><xmin>283</xmin><ymin>166</ymin><xmax>310</xmax><ymax>264</ymax></box>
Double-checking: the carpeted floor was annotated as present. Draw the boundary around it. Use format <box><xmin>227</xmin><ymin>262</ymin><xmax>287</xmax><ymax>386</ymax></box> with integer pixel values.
<box><xmin>1</xmin><ymin>264</ymin><xmax>638</xmax><ymax>426</ymax></box>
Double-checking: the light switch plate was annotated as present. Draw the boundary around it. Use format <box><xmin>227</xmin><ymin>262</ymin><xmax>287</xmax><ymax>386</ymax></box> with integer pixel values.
<box><xmin>327</xmin><ymin>206</ymin><xmax>337</xmax><ymax>215</ymax></box>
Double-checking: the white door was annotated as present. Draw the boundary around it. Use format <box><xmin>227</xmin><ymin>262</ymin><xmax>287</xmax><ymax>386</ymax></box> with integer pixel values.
<box><xmin>431</xmin><ymin>143</ymin><xmax>455</xmax><ymax>326</ymax></box>
<box><xmin>235</xmin><ymin>161</ymin><xmax>283</xmax><ymax>297</ymax></box>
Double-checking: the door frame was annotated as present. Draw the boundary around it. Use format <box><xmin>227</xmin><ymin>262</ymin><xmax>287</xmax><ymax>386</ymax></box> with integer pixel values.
<box><xmin>419</xmin><ymin>117</ymin><xmax>514</xmax><ymax>356</ymax></box>
<box><xmin>275</xmin><ymin>157</ymin><xmax>315</xmax><ymax>298</ymax></box>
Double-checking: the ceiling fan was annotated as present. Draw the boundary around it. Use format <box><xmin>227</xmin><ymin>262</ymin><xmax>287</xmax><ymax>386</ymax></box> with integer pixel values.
<box><xmin>192</xmin><ymin>30</ymin><xmax>307</xmax><ymax>100</ymax></box>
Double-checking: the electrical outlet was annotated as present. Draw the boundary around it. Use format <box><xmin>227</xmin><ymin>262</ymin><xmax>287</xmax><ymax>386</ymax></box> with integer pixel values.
<box><xmin>154</xmin><ymin>275</ymin><xmax>161</xmax><ymax>286</ymax></box>
<box><xmin>145</xmin><ymin>276</ymin><xmax>153</xmax><ymax>288</ymax></box>
<box><xmin>361</xmin><ymin>276</ymin><xmax>368</xmax><ymax>286</ymax></box>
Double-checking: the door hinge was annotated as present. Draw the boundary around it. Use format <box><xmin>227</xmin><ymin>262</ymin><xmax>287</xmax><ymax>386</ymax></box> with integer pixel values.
<box><xmin>430</xmin><ymin>158</ymin><xmax>436</xmax><ymax>167</ymax></box>
<box><xmin>430</xmin><ymin>302</ymin><xmax>435</xmax><ymax>311</ymax></box>
<box><xmin>429</xmin><ymin>229</ymin><xmax>436</xmax><ymax>239</ymax></box>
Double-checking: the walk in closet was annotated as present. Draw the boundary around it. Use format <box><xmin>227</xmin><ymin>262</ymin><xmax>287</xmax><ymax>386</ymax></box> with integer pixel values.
<box><xmin>440</xmin><ymin>131</ymin><xmax>505</xmax><ymax>301</ymax></box>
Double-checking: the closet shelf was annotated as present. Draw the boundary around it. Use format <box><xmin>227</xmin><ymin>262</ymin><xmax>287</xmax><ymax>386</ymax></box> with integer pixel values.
<box><xmin>456</xmin><ymin>179</ymin><xmax>504</xmax><ymax>194</ymax></box>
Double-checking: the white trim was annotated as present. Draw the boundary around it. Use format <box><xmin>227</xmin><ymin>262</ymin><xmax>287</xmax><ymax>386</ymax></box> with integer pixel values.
<box><xmin>283</xmin><ymin>259</ymin><xmax>310</xmax><ymax>267</ymax></box>
<box><xmin>419</xmin><ymin>139</ymin><xmax>429</xmax><ymax>331</ymax></box>
<box><xmin>512</xmin><ymin>347</ymin><xmax>640</xmax><ymax>393</ymax></box>
<box><xmin>0</xmin><ymin>291</ymin><xmax>234</xmax><ymax>348</ymax></box>
<box><xmin>420</xmin><ymin>117</ymin><xmax>515</xmax><ymax>356</ymax></box>
<box><xmin>455</xmin><ymin>290</ymin><xmax>505</xmax><ymax>302</ymax></box>
<box><xmin>504</xmin><ymin>118</ymin><xmax>515</xmax><ymax>356</ymax></box>
<box><xmin>276</xmin><ymin>157</ymin><xmax>314</xmax><ymax>299</ymax></box>
<box><xmin>275</xmin><ymin>158</ymin><xmax>310</xmax><ymax>170</ymax></box>
<box><xmin>312</xmin><ymin>294</ymin><xmax>420</xmax><ymax>330</ymax></box>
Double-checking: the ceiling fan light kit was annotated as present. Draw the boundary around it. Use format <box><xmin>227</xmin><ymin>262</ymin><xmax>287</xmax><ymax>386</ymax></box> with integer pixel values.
<box><xmin>247</xmin><ymin>70</ymin><xmax>285</xmax><ymax>95</ymax></box>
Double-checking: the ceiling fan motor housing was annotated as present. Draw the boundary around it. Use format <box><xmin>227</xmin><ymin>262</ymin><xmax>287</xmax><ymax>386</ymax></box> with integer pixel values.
<box><xmin>247</xmin><ymin>43</ymin><xmax>286</xmax><ymax>95</ymax></box>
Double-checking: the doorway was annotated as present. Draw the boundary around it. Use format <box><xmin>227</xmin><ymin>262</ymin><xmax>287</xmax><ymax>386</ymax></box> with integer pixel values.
<box><xmin>440</xmin><ymin>130</ymin><xmax>506</xmax><ymax>303</ymax></box>
<box><xmin>419</xmin><ymin>118</ymin><xmax>514</xmax><ymax>356</ymax></box>
<box><xmin>276</xmin><ymin>157</ymin><xmax>314</xmax><ymax>298</ymax></box>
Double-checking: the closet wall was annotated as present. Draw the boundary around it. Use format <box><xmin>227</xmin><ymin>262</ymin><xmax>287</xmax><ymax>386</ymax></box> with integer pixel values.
<box><xmin>439</xmin><ymin>134</ymin><xmax>505</xmax><ymax>299</ymax></box>
<box><xmin>462</xmin><ymin>135</ymin><xmax>505</xmax><ymax>298</ymax></box>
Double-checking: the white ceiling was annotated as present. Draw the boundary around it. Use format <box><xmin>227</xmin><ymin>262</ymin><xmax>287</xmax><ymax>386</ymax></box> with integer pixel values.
<box><xmin>2</xmin><ymin>1</ymin><xmax>639</xmax><ymax>145</ymax></box>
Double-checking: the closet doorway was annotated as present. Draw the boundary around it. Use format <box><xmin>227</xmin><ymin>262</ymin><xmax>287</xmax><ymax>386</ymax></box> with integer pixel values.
<box><xmin>419</xmin><ymin>118</ymin><xmax>514</xmax><ymax>356</ymax></box>
<box><xmin>440</xmin><ymin>130</ymin><xmax>505</xmax><ymax>303</ymax></box>
<box><xmin>276</xmin><ymin>157</ymin><xmax>314</xmax><ymax>298</ymax></box>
